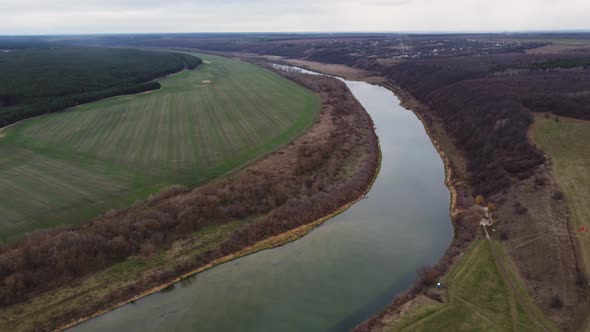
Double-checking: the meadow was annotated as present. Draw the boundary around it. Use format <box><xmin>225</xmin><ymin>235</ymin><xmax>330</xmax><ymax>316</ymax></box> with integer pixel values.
<box><xmin>384</xmin><ymin>239</ymin><xmax>554</xmax><ymax>331</ymax></box>
<box><xmin>0</xmin><ymin>53</ymin><xmax>320</xmax><ymax>243</ymax></box>
<box><xmin>531</xmin><ymin>115</ymin><xmax>590</xmax><ymax>277</ymax></box>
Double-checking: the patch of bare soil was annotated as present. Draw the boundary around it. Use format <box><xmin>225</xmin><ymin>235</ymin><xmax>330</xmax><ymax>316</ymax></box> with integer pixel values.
<box><xmin>382</xmin><ymin>82</ymin><xmax>472</xmax><ymax>214</ymax></box>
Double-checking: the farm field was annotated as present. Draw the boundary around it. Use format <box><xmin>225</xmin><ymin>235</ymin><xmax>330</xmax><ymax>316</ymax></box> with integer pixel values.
<box><xmin>530</xmin><ymin>115</ymin><xmax>590</xmax><ymax>275</ymax></box>
<box><xmin>0</xmin><ymin>53</ymin><xmax>320</xmax><ymax>243</ymax></box>
<box><xmin>381</xmin><ymin>239</ymin><xmax>553</xmax><ymax>332</ymax></box>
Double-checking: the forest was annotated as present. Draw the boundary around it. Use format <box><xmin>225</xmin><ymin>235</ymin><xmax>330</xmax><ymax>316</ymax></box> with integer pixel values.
<box><xmin>382</xmin><ymin>53</ymin><xmax>590</xmax><ymax>195</ymax></box>
<box><xmin>0</xmin><ymin>46</ymin><xmax>202</xmax><ymax>127</ymax></box>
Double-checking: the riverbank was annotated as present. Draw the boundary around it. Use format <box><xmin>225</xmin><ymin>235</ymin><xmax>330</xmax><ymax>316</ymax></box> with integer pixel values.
<box><xmin>348</xmin><ymin>68</ymin><xmax>577</xmax><ymax>329</ymax></box>
<box><xmin>60</xmin><ymin>151</ymin><xmax>382</xmax><ymax>331</ymax></box>
<box><xmin>255</xmin><ymin>59</ymin><xmax>474</xmax><ymax>331</ymax></box>
<box><xmin>0</xmin><ymin>64</ymin><xmax>381</xmax><ymax>332</ymax></box>
<box><xmin>352</xmin><ymin>81</ymin><xmax>479</xmax><ymax>332</ymax></box>
<box><xmin>258</xmin><ymin>57</ymin><xmax>469</xmax><ymax>215</ymax></box>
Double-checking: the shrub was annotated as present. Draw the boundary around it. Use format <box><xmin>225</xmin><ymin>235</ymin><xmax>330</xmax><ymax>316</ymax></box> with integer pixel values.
<box><xmin>500</xmin><ymin>231</ymin><xmax>509</xmax><ymax>241</ymax></box>
<box><xmin>140</xmin><ymin>243</ymin><xmax>156</xmax><ymax>257</ymax></box>
<box><xmin>514</xmin><ymin>202</ymin><xmax>528</xmax><ymax>215</ymax></box>
<box><xmin>487</xmin><ymin>203</ymin><xmax>496</xmax><ymax>212</ymax></box>
<box><xmin>475</xmin><ymin>195</ymin><xmax>485</xmax><ymax>206</ymax></box>
<box><xmin>415</xmin><ymin>266</ymin><xmax>440</xmax><ymax>290</ymax></box>
<box><xmin>550</xmin><ymin>295</ymin><xmax>563</xmax><ymax>309</ymax></box>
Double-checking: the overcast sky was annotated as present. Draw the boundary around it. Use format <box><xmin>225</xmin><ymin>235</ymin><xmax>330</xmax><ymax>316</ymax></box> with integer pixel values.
<box><xmin>2</xmin><ymin>0</ymin><xmax>589</xmax><ymax>35</ymax></box>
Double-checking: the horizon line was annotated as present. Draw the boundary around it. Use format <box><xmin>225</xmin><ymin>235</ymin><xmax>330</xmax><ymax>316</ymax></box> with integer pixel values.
<box><xmin>2</xmin><ymin>29</ymin><xmax>590</xmax><ymax>38</ymax></box>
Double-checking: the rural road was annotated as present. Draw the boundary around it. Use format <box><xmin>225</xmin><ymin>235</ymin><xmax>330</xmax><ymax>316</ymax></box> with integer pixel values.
<box><xmin>483</xmin><ymin>225</ymin><xmax>552</xmax><ymax>332</ymax></box>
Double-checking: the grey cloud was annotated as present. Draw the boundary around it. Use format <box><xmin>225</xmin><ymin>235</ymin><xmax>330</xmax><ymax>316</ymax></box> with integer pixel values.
<box><xmin>0</xmin><ymin>0</ymin><xmax>589</xmax><ymax>34</ymax></box>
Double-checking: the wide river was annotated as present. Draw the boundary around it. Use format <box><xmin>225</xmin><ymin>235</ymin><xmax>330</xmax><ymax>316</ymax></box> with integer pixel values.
<box><xmin>72</xmin><ymin>67</ymin><xmax>453</xmax><ymax>332</ymax></box>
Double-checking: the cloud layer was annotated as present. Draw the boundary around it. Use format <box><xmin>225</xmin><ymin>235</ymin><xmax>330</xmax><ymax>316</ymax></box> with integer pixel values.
<box><xmin>2</xmin><ymin>0</ymin><xmax>589</xmax><ymax>35</ymax></box>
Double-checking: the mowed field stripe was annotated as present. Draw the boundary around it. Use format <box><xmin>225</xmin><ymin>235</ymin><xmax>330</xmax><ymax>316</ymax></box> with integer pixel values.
<box><xmin>0</xmin><ymin>53</ymin><xmax>319</xmax><ymax>242</ymax></box>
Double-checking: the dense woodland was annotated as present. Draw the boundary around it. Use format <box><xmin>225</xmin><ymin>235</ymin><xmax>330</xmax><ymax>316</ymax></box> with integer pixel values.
<box><xmin>0</xmin><ymin>46</ymin><xmax>201</xmax><ymax>127</ymax></box>
<box><xmin>0</xmin><ymin>72</ymin><xmax>379</xmax><ymax>319</ymax></box>
<box><xmin>382</xmin><ymin>54</ymin><xmax>590</xmax><ymax>194</ymax></box>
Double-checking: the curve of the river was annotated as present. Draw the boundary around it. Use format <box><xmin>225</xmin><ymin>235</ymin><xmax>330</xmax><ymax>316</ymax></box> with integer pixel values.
<box><xmin>71</xmin><ymin>66</ymin><xmax>453</xmax><ymax>332</ymax></box>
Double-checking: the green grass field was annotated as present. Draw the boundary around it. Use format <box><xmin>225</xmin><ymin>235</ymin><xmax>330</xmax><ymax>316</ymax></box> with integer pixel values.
<box><xmin>0</xmin><ymin>53</ymin><xmax>320</xmax><ymax>243</ymax></box>
<box><xmin>531</xmin><ymin>114</ymin><xmax>590</xmax><ymax>275</ymax></box>
<box><xmin>385</xmin><ymin>239</ymin><xmax>553</xmax><ymax>332</ymax></box>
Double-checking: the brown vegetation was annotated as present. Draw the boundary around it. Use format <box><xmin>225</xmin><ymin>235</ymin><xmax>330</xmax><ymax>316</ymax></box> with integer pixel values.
<box><xmin>0</xmin><ymin>69</ymin><xmax>379</xmax><ymax>330</ymax></box>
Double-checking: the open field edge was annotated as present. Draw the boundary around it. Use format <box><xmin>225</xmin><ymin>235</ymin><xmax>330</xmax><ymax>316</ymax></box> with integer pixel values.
<box><xmin>0</xmin><ymin>52</ymin><xmax>321</xmax><ymax>243</ymax></box>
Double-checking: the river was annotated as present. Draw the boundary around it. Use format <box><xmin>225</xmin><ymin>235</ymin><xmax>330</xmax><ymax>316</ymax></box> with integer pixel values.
<box><xmin>71</xmin><ymin>66</ymin><xmax>453</xmax><ymax>332</ymax></box>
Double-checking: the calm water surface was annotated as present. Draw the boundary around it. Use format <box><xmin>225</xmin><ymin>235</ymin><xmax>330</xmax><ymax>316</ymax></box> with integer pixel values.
<box><xmin>71</xmin><ymin>68</ymin><xmax>453</xmax><ymax>332</ymax></box>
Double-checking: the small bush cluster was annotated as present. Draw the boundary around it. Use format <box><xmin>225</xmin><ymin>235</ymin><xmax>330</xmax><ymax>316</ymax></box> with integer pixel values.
<box><xmin>514</xmin><ymin>202</ymin><xmax>529</xmax><ymax>215</ymax></box>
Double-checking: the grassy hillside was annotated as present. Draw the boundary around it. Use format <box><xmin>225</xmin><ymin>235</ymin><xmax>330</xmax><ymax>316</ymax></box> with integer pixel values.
<box><xmin>382</xmin><ymin>239</ymin><xmax>554</xmax><ymax>331</ymax></box>
<box><xmin>0</xmin><ymin>53</ymin><xmax>320</xmax><ymax>243</ymax></box>
<box><xmin>0</xmin><ymin>46</ymin><xmax>201</xmax><ymax>126</ymax></box>
<box><xmin>531</xmin><ymin>115</ymin><xmax>590</xmax><ymax>275</ymax></box>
